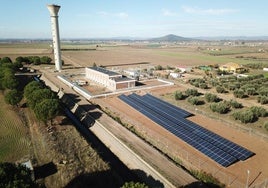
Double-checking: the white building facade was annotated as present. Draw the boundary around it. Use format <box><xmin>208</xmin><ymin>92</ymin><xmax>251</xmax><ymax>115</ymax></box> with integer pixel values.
<box><xmin>85</xmin><ymin>67</ymin><xmax>135</xmax><ymax>91</ymax></box>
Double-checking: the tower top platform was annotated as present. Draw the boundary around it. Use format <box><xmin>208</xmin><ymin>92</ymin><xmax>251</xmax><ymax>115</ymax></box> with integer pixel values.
<box><xmin>47</xmin><ymin>4</ymin><xmax>61</xmax><ymax>16</ymax></box>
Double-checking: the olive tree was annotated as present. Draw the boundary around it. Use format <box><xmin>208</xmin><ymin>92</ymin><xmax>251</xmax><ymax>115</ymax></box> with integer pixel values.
<box><xmin>174</xmin><ymin>91</ymin><xmax>185</xmax><ymax>100</ymax></box>
<box><xmin>205</xmin><ymin>93</ymin><xmax>220</xmax><ymax>103</ymax></box>
<box><xmin>210</xmin><ymin>101</ymin><xmax>230</xmax><ymax>114</ymax></box>
<box><xmin>233</xmin><ymin>110</ymin><xmax>256</xmax><ymax>123</ymax></box>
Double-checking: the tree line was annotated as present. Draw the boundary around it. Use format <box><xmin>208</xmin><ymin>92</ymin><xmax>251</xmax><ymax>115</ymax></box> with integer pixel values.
<box><xmin>0</xmin><ymin>56</ymin><xmax>60</xmax><ymax>124</ymax></box>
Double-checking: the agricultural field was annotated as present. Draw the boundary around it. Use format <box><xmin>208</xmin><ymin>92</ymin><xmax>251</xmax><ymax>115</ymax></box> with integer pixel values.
<box><xmin>1</xmin><ymin>41</ymin><xmax>268</xmax><ymax>187</ymax></box>
<box><xmin>0</xmin><ymin>94</ymin><xmax>31</xmax><ymax>162</ymax></box>
<box><xmin>1</xmin><ymin>42</ymin><xmax>268</xmax><ymax>68</ymax></box>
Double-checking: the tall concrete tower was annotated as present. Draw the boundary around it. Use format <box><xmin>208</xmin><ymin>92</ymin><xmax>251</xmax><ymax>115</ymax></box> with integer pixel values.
<box><xmin>47</xmin><ymin>4</ymin><xmax>62</xmax><ymax>71</ymax></box>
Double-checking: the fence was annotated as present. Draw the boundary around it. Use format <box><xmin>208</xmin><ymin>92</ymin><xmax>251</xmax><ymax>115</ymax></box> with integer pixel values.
<box><xmin>155</xmin><ymin>97</ymin><xmax>268</xmax><ymax>187</ymax></box>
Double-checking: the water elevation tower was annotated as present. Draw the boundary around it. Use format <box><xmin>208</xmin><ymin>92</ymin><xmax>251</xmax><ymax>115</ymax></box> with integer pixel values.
<box><xmin>47</xmin><ymin>4</ymin><xmax>62</xmax><ymax>71</ymax></box>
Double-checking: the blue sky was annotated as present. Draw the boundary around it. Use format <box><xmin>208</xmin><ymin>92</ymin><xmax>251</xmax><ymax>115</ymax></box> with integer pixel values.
<box><xmin>1</xmin><ymin>0</ymin><xmax>268</xmax><ymax>39</ymax></box>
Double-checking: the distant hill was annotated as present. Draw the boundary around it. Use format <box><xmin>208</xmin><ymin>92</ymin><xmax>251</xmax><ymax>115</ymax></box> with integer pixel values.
<box><xmin>150</xmin><ymin>34</ymin><xmax>194</xmax><ymax>42</ymax></box>
<box><xmin>195</xmin><ymin>36</ymin><xmax>268</xmax><ymax>41</ymax></box>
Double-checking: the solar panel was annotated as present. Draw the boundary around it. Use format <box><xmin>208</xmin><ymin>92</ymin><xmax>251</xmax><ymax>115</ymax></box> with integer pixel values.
<box><xmin>142</xmin><ymin>94</ymin><xmax>192</xmax><ymax>118</ymax></box>
<box><xmin>122</xmin><ymin>94</ymin><xmax>237</xmax><ymax>166</ymax></box>
<box><xmin>118</xmin><ymin>93</ymin><xmax>254</xmax><ymax>167</ymax></box>
<box><xmin>128</xmin><ymin>93</ymin><xmax>254</xmax><ymax>161</ymax></box>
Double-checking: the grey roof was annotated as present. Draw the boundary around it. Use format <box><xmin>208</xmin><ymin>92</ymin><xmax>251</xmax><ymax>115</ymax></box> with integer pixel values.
<box><xmin>89</xmin><ymin>66</ymin><xmax>120</xmax><ymax>76</ymax></box>
<box><xmin>112</xmin><ymin>77</ymin><xmax>135</xmax><ymax>82</ymax></box>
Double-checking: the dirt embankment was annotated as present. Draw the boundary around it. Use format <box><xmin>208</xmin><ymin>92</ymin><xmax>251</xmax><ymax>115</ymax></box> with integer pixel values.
<box><xmin>26</xmin><ymin>108</ymin><xmax>125</xmax><ymax>188</ymax></box>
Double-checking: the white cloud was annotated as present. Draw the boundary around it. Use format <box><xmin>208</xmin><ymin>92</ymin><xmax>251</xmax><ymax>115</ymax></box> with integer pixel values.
<box><xmin>162</xmin><ymin>9</ymin><xmax>177</xmax><ymax>16</ymax></box>
<box><xmin>182</xmin><ymin>6</ymin><xmax>238</xmax><ymax>15</ymax></box>
<box><xmin>97</xmin><ymin>11</ymin><xmax>128</xmax><ymax>19</ymax></box>
<box><xmin>116</xmin><ymin>12</ymin><xmax>128</xmax><ymax>18</ymax></box>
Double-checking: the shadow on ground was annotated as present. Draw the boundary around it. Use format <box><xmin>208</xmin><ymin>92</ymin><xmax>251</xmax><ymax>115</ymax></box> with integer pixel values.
<box><xmin>63</xmin><ymin>107</ymin><xmax>164</xmax><ymax>188</ymax></box>
<box><xmin>34</xmin><ymin>162</ymin><xmax>57</xmax><ymax>179</ymax></box>
<box><xmin>65</xmin><ymin>168</ymin><xmax>164</xmax><ymax>188</ymax></box>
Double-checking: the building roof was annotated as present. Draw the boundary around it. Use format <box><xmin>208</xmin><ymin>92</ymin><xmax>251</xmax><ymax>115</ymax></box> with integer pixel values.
<box><xmin>112</xmin><ymin>76</ymin><xmax>135</xmax><ymax>83</ymax></box>
<box><xmin>88</xmin><ymin>66</ymin><xmax>120</xmax><ymax>76</ymax></box>
<box><xmin>220</xmin><ymin>62</ymin><xmax>242</xmax><ymax>69</ymax></box>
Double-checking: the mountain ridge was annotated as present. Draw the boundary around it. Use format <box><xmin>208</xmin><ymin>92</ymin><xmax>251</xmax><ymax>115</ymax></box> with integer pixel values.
<box><xmin>149</xmin><ymin>34</ymin><xmax>194</xmax><ymax>42</ymax></box>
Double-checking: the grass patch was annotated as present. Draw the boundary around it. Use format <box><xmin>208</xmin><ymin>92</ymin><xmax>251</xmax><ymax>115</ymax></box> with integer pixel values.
<box><xmin>0</xmin><ymin>94</ymin><xmax>31</xmax><ymax>162</ymax></box>
<box><xmin>190</xmin><ymin>170</ymin><xmax>225</xmax><ymax>187</ymax></box>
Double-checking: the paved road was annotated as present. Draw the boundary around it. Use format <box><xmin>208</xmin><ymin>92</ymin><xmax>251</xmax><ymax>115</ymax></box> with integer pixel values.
<box><xmin>40</xmin><ymin>68</ymin><xmax>196</xmax><ymax>187</ymax></box>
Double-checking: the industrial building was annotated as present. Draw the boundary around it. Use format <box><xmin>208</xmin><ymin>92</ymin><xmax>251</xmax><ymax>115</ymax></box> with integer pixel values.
<box><xmin>85</xmin><ymin>67</ymin><xmax>136</xmax><ymax>91</ymax></box>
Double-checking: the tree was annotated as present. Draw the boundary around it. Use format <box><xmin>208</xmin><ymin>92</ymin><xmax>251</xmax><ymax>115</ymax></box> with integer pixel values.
<box><xmin>246</xmin><ymin>87</ymin><xmax>257</xmax><ymax>96</ymax></box>
<box><xmin>174</xmin><ymin>91</ymin><xmax>185</xmax><ymax>100</ymax></box>
<box><xmin>258</xmin><ymin>87</ymin><xmax>268</xmax><ymax>96</ymax></box>
<box><xmin>13</xmin><ymin>61</ymin><xmax>23</xmax><ymax>71</ymax></box>
<box><xmin>40</xmin><ymin>56</ymin><xmax>52</xmax><ymax>64</ymax></box>
<box><xmin>24</xmin><ymin>81</ymin><xmax>43</xmax><ymax>100</ymax></box>
<box><xmin>233</xmin><ymin>89</ymin><xmax>246</xmax><ymax>98</ymax></box>
<box><xmin>250</xmin><ymin>106</ymin><xmax>267</xmax><ymax>117</ymax></box>
<box><xmin>199</xmin><ymin>83</ymin><xmax>208</xmax><ymax>89</ymax></box>
<box><xmin>264</xmin><ymin>122</ymin><xmax>268</xmax><ymax>132</ymax></box>
<box><xmin>233</xmin><ymin>110</ymin><xmax>256</xmax><ymax>123</ymax></box>
<box><xmin>155</xmin><ymin>65</ymin><xmax>163</xmax><ymax>70</ymax></box>
<box><xmin>15</xmin><ymin>56</ymin><xmax>25</xmax><ymax>64</ymax></box>
<box><xmin>185</xmin><ymin>89</ymin><xmax>199</xmax><ymax>97</ymax></box>
<box><xmin>228</xmin><ymin>99</ymin><xmax>243</xmax><ymax>109</ymax></box>
<box><xmin>205</xmin><ymin>93</ymin><xmax>219</xmax><ymax>103</ymax></box>
<box><xmin>121</xmin><ymin>182</ymin><xmax>148</xmax><ymax>188</ymax></box>
<box><xmin>0</xmin><ymin>162</ymin><xmax>37</xmax><ymax>188</ymax></box>
<box><xmin>0</xmin><ymin>57</ymin><xmax>12</xmax><ymax>64</ymax></box>
<box><xmin>210</xmin><ymin>101</ymin><xmax>230</xmax><ymax>114</ymax></box>
<box><xmin>4</xmin><ymin>89</ymin><xmax>23</xmax><ymax>106</ymax></box>
<box><xmin>34</xmin><ymin>99</ymin><xmax>60</xmax><ymax>124</ymax></box>
<box><xmin>216</xmin><ymin>86</ymin><xmax>226</xmax><ymax>93</ymax></box>
<box><xmin>1</xmin><ymin>68</ymin><xmax>18</xmax><ymax>90</ymax></box>
<box><xmin>258</xmin><ymin>96</ymin><xmax>268</xmax><ymax>104</ymax></box>
<box><xmin>27</xmin><ymin>88</ymin><xmax>56</xmax><ymax>109</ymax></box>
<box><xmin>187</xmin><ymin>96</ymin><xmax>203</xmax><ymax>105</ymax></box>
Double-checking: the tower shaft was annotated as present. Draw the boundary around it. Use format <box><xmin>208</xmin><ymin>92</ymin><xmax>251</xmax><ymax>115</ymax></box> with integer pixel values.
<box><xmin>47</xmin><ymin>4</ymin><xmax>62</xmax><ymax>71</ymax></box>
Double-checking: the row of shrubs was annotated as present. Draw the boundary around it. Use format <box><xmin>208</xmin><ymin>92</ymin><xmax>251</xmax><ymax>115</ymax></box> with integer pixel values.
<box><xmin>189</xmin><ymin>73</ymin><xmax>268</xmax><ymax>104</ymax></box>
<box><xmin>174</xmin><ymin>89</ymin><xmax>268</xmax><ymax>128</ymax></box>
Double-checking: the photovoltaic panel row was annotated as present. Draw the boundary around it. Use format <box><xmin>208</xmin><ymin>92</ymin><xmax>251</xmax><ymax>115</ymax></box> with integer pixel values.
<box><xmin>134</xmin><ymin>94</ymin><xmax>254</xmax><ymax>161</ymax></box>
<box><xmin>119</xmin><ymin>94</ymin><xmax>237</xmax><ymax>167</ymax></box>
<box><xmin>119</xmin><ymin>94</ymin><xmax>238</xmax><ymax>166</ymax></box>
<box><xmin>118</xmin><ymin>93</ymin><xmax>254</xmax><ymax>167</ymax></box>
<box><xmin>142</xmin><ymin>94</ymin><xmax>192</xmax><ymax>118</ymax></box>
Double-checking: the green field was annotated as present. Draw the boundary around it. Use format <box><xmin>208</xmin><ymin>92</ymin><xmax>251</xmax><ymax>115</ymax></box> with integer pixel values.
<box><xmin>0</xmin><ymin>95</ymin><xmax>31</xmax><ymax>162</ymax></box>
<box><xmin>156</xmin><ymin>49</ymin><xmax>268</xmax><ymax>65</ymax></box>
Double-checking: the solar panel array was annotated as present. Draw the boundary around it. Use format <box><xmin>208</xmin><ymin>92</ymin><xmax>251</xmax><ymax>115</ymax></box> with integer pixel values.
<box><xmin>118</xmin><ymin>93</ymin><xmax>254</xmax><ymax>167</ymax></box>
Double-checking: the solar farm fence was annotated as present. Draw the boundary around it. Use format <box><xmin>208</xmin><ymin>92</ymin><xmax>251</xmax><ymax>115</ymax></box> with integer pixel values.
<box><xmin>164</xmin><ymin>97</ymin><xmax>268</xmax><ymax>142</ymax></box>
